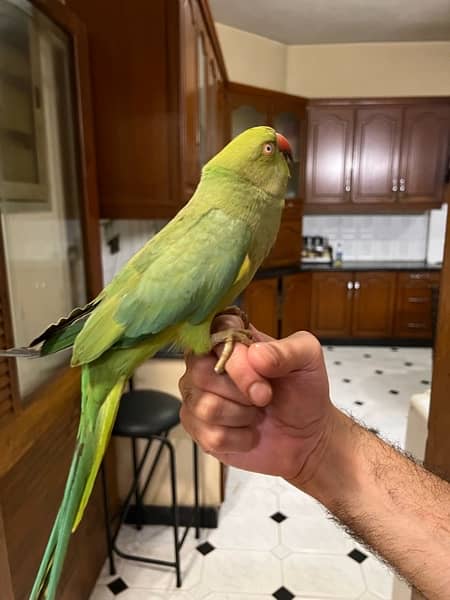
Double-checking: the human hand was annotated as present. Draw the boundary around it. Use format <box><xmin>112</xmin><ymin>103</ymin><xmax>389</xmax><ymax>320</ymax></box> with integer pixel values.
<box><xmin>179</xmin><ymin>316</ymin><xmax>335</xmax><ymax>486</ymax></box>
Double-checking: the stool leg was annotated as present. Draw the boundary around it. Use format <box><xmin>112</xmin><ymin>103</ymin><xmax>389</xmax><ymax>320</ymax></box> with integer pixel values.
<box><xmin>131</xmin><ymin>438</ymin><xmax>143</xmax><ymax>530</ymax></box>
<box><xmin>193</xmin><ymin>442</ymin><xmax>200</xmax><ymax>539</ymax></box>
<box><xmin>101</xmin><ymin>463</ymin><xmax>117</xmax><ymax>576</ymax></box>
<box><xmin>164</xmin><ymin>438</ymin><xmax>182</xmax><ymax>587</ymax></box>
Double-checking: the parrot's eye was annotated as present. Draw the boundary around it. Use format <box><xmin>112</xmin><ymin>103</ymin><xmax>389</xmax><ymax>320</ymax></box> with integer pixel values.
<box><xmin>262</xmin><ymin>142</ymin><xmax>275</xmax><ymax>156</ymax></box>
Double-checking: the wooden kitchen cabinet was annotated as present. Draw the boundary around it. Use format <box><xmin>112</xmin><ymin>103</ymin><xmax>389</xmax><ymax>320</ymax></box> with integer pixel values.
<box><xmin>311</xmin><ymin>272</ymin><xmax>353</xmax><ymax>337</ymax></box>
<box><xmin>281</xmin><ymin>273</ymin><xmax>312</xmax><ymax>337</ymax></box>
<box><xmin>352</xmin><ymin>272</ymin><xmax>396</xmax><ymax>337</ymax></box>
<box><xmin>311</xmin><ymin>271</ymin><xmax>396</xmax><ymax>339</ymax></box>
<box><xmin>351</xmin><ymin>108</ymin><xmax>402</xmax><ymax>204</ymax></box>
<box><xmin>306</xmin><ymin>107</ymin><xmax>354</xmax><ymax>205</ymax></box>
<box><xmin>66</xmin><ymin>0</ymin><xmax>227</xmax><ymax>218</ymax></box>
<box><xmin>399</xmin><ymin>106</ymin><xmax>450</xmax><ymax>205</ymax></box>
<box><xmin>305</xmin><ymin>98</ymin><xmax>450</xmax><ymax>213</ymax></box>
<box><xmin>394</xmin><ymin>271</ymin><xmax>441</xmax><ymax>339</ymax></box>
<box><xmin>242</xmin><ymin>278</ymin><xmax>279</xmax><ymax>339</ymax></box>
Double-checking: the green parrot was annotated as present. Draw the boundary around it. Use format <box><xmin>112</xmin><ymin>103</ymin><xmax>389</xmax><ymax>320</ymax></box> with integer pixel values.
<box><xmin>1</xmin><ymin>125</ymin><xmax>291</xmax><ymax>599</ymax></box>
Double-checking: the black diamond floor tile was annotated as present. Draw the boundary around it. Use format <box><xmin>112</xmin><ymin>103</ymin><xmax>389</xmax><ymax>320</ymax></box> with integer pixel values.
<box><xmin>363</xmin><ymin>353</ymin><xmax>371</xmax><ymax>358</ymax></box>
<box><xmin>327</xmin><ymin>346</ymin><xmax>334</xmax><ymax>351</ymax></box>
<box><xmin>108</xmin><ymin>577</ymin><xmax>128</xmax><ymax>595</ymax></box>
<box><xmin>389</xmin><ymin>389</ymin><xmax>399</xmax><ymax>395</ymax></box>
<box><xmin>404</xmin><ymin>362</ymin><xmax>413</xmax><ymax>366</ymax></box>
<box><xmin>196</xmin><ymin>541</ymin><xmax>215</xmax><ymax>555</ymax></box>
<box><xmin>270</xmin><ymin>511</ymin><xmax>287</xmax><ymax>523</ymax></box>
<box><xmin>342</xmin><ymin>378</ymin><xmax>351</xmax><ymax>383</ymax></box>
<box><xmin>368</xmin><ymin>427</ymin><xmax>379</xmax><ymax>435</ymax></box>
<box><xmin>375</xmin><ymin>369</ymin><xmax>383</xmax><ymax>374</ymax></box>
<box><xmin>334</xmin><ymin>360</ymin><xmax>342</xmax><ymax>365</ymax></box>
<box><xmin>421</xmin><ymin>379</ymin><xmax>430</xmax><ymax>385</ymax></box>
<box><xmin>273</xmin><ymin>586</ymin><xmax>295</xmax><ymax>600</ymax></box>
<box><xmin>354</xmin><ymin>400</ymin><xmax>364</xmax><ymax>406</ymax></box>
<box><xmin>348</xmin><ymin>548</ymin><xmax>368</xmax><ymax>563</ymax></box>
<box><xmin>391</xmin><ymin>347</ymin><xmax>398</xmax><ymax>351</ymax></box>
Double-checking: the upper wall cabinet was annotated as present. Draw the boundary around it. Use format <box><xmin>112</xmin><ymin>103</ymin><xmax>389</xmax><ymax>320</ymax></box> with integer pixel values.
<box><xmin>226</xmin><ymin>82</ymin><xmax>307</xmax><ymax>202</ymax></box>
<box><xmin>66</xmin><ymin>0</ymin><xmax>227</xmax><ymax>218</ymax></box>
<box><xmin>305</xmin><ymin>99</ymin><xmax>450</xmax><ymax>213</ymax></box>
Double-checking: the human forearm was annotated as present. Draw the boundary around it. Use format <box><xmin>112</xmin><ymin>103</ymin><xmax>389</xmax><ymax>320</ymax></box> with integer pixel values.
<box><xmin>294</xmin><ymin>407</ymin><xmax>450</xmax><ymax>599</ymax></box>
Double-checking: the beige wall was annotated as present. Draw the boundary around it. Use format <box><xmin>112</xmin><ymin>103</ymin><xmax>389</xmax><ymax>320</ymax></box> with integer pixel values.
<box><xmin>216</xmin><ymin>22</ymin><xmax>450</xmax><ymax>98</ymax></box>
<box><xmin>216</xmin><ymin>23</ymin><xmax>286</xmax><ymax>92</ymax></box>
<box><xmin>286</xmin><ymin>42</ymin><xmax>450</xmax><ymax>98</ymax></box>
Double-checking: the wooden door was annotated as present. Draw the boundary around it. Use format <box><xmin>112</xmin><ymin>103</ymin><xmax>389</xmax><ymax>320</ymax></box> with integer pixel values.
<box><xmin>306</xmin><ymin>107</ymin><xmax>354</xmax><ymax>205</ymax></box>
<box><xmin>227</xmin><ymin>82</ymin><xmax>270</xmax><ymax>140</ymax></box>
<box><xmin>394</xmin><ymin>271</ymin><xmax>441</xmax><ymax>339</ymax></box>
<box><xmin>351</xmin><ymin>107</ymin><xmax>402</xmax><ymax>204</ymax></box>
<box><xmin>399</xmin><ymin>105</ymin><xmax>450</xmax><ymax>205</ymax></box>
<box><xmin>281</xmin><ymin>273</ymin><xmax>312</xmax><ymax>337</ymax></box>
<box><xmin>310</xmin><ymin>272</ymin><xmax>352</xmax><ymax>337</ymax></box>
<box><xmin>242</xmin><ymin>278</ymin><xmax>279</xmax><ymax>339</ymax></box>
<box><xmin>351</xmin><ymin>272</ymin><xmax>396</xmax><ymax>338</ymax></box>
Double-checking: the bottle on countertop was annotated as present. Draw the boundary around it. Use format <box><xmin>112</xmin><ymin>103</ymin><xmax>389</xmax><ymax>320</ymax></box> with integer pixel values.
<box><xmin>334</xmin><ymin>243</ymin><xmax>343</xmax><ymax>267</ymax></box>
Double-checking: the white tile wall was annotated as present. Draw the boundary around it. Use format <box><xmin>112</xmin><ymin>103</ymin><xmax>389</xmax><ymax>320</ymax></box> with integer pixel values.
<box><xmin>303</xmin><ymin>214</ymin><xmax>430</xmax><ymax>261</ymax></box>
<box><xmin>100</xmin><ymin>219</ymin><xmax>168</xmax><ymax>285</ymax></box>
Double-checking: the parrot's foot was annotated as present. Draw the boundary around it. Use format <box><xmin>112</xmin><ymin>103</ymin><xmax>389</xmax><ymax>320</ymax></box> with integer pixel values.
<box><xmin>210</xmin><ymin>328</ymin><xmax>254</xmax><ymax>374</ymax></box>
<box><xmin>216</xmin><ymin>305</ymin><xmax>250</xmax><ymax>329</ymax></box>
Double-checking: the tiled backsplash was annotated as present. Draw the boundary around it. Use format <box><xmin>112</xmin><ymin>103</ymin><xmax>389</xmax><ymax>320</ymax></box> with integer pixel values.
<box><xmin>303</xmin><ymin>213</ymin><xmax>439</xmax><ymax>262</ymax></box>
<box><xmin>100</xmin><ymin>210</ymin><xmax>447</xmax><ymax>285</ymax></box>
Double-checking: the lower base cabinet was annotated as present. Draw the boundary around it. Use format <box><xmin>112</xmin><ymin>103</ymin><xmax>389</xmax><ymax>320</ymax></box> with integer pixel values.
<box><xmin>243</xmin><ymin>269</ymin><xmax>439</xmax><ymax>343</ymax></box>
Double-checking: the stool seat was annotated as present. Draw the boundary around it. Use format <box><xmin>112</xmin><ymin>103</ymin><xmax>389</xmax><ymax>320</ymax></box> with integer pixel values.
<box><xmin>113</xmin><ymin>390</ymin><xmax>181</xmax><ymax>438</ymax></box>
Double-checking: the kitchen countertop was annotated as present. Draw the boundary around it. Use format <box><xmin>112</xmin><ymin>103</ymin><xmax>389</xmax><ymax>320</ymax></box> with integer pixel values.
<box><xmin>255</xmin><ymin>260</ymin><xmax>442</xmax><ymax>279</ymax></box>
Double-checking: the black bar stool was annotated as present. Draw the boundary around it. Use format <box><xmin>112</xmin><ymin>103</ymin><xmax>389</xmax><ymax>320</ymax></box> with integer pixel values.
<box><xmin>101</xmin><ymin>380</ymin><xmax>200</xmax><ymax>587</ymax></box>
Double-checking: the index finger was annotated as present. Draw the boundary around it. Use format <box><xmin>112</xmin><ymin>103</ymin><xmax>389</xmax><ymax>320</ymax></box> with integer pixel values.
<box><xmin>212</xmin><ymin>314</ymin><xmax>273</xmax><ymax>407</ymax></box>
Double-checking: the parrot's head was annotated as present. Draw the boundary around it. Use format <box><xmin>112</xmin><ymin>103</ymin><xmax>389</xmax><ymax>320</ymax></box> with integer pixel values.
<box><xmin>205</xmin><ymin>126</ymin><xmax>292</xmax><ymax>198</ymax></box>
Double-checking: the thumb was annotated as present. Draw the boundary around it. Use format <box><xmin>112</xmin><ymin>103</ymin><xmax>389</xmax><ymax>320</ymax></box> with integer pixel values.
<box><xmin>248</xmin><ymin>331</ymin><xmax>323</xmax><ymax>378</ymax></box>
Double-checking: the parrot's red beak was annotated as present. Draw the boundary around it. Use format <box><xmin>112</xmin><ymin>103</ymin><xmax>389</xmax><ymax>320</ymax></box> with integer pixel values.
<box><xmin>276</xmin><ymin>132</ymin><xmax>293</xmax><ymax>162</ymax></box>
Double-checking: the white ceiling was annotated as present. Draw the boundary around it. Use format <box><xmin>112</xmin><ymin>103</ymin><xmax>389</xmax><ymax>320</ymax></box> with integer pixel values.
<box><xmin>209</xmin><ymin>0</ymin><xmax>450</xmax><ymax>45</ymax></box>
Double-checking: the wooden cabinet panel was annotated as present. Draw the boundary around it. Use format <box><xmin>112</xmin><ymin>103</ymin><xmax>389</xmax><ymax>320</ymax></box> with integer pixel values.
<box><xmin>399</xmin><ymin>106</ymin><xmax>450</xmax><ymax>205</ymax></box>
<box><xmin>263</xmin><ymin>214</ymin><xmax>302</xmax><ymax>267</ymax></box>
<box><xmin>352</xmin><ymin>108</ymin><xmax>402</xmax><ymax>204</ymax></box>
<box><xmin>242</xmin><ymin>278</ymin><xmax>278</xmax><ymax>339</ymax></box>
<box><xmin>281</xmin><ymin>273</ymin><xmax>311</xmax><ymax>337</ymax></box>
<box><xmin>306</xmin><ymin>107</ymin><xmax>354</xmax><ymax>205</ymax></box>
<box><xmin>394</xmin><ymin>271</ymin><xmax>440</xmax><ymax>338</ymax></box>
<box><xmin>351</xmin><ymin>272</ymin><xmax>396</xmax><ymax>337</ymax></box>
<box><xmin>311</xmin><ymin>272</ymin><xmax>353</xmax><ymax>337</ymax></box>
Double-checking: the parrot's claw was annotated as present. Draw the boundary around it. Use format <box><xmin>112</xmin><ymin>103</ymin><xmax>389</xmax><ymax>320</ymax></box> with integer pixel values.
<box><xmin>216</xmin><ymin>305</ymin><xmax>250</xmax><ymax>329</ymax></box>
<box><xmin>210</xmin><ymin>328</ymin><xmax>254</xmax><ymax>374</ymax></box>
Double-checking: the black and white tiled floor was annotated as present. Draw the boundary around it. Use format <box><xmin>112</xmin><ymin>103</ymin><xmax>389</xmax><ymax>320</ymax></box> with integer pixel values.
<box><xmin>90</xmin><ymin>345</ymin><xmax>432</xmax><ymax>600</ymax></box>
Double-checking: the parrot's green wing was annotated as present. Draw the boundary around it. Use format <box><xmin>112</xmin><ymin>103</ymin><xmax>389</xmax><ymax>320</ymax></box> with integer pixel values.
<box><xmin>72</xmin><ymin>208</ymin><xmax>252</xmax><ymax>365</ymax></box>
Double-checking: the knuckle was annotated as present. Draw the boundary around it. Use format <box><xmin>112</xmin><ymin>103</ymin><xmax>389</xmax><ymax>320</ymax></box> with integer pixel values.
<box><xmin>198</xmin><ymin>395</ymin><xmax>223</xmax><ymax>423</ymax></box>
<box><xmin>206</xmin><ymin>428</ymin><xmax>227</xmax><ymax>453</ymax></box>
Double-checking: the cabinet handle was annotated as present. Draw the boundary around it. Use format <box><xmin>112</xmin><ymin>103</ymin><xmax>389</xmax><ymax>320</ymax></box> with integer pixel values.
<box><xmin>407</xmin><ymin>322</ymin><xmax>426</xmax><ymax>329</ymax></box>
<box><xmin>347</xmin><ymin>281</ymin><xmax>354</xmax><ymax>290</ymax></box>
<box><xmin>407</xmin><ymin>297</ymin><xmax>428</xmax><ymax>303</ymax></box>
<box><xmin>399</xmin><ymin>177</ymin><xmax>406</xmax><ymax>192</ymax></box>
<box><xmin>392</xmin><ymin>178</ymin><xmax>398</xmax><ymax>192</ymax></box>
<box><xmin>354</xmin><ymin>281</ymin><xmax>360</xmax><ymax>290</ymax></box>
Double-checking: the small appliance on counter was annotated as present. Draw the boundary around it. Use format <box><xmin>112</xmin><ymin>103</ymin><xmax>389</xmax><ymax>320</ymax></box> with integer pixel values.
<box><xmin>301</xmin><ymin>236</ymin><xmax>334</xmax><ymax>264</ymax></box>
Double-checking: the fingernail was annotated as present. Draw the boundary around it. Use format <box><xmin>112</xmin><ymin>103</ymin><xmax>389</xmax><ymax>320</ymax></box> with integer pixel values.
<box><xmin>249</xmin><ymin>381</ymin><xmax>272</xmax><ymax>406</ymax></box>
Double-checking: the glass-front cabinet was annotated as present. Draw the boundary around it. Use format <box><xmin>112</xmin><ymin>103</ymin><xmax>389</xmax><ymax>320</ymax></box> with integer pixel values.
<box><xmin>227</xmin><ymin>82</ymin><xmax>306</xmax><ymax>202</ymax></box>
<box><xmin>0</xmin><ymin>0</ymin><xmax>99</xmax><ymax>407</ymax></box>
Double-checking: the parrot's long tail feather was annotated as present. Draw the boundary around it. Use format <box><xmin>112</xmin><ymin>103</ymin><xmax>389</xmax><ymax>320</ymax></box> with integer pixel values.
<box><xmin>29</xmin><ymin>366</ymin><xmax>126</xmax><ymax>600</ymax></box>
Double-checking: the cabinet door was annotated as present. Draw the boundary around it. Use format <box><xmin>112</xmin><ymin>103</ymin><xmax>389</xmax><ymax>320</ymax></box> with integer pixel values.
<box><xmin>242</xmin><ymin>278</ymin><xmax>278</xmax><ymax>339</ymax></box>
<box><xmin>310</xmin><ymin>272</ymin><xmax>352</xmax><ymax>337</ymax></box>
<box><xmin>394</xmin><ymin>272</ymin><xmax>440</xmax><ymax>339</ymax></box>
<box><xmin>227</xmin><ymin>84</ymin><xmax>270</xmax><ymax>139</ymax></box>
<box><xmin>351</xmin><ymin>272</ymin><xmax>395</xmax><ymax>338</ymax></box>
<box><xmin>306</xmin><ymin>107</ymin><xmax>354</xmax><ymax>205</ymax></box>
<box><xmin>399</xmin><ymin>106</ymin><xmax>450</xmax><ymax>205</ymax></box>
<box><xmin>351</xmin><ymin>107</ymin><xmax>402</xmax><ymax>204</ymax></box>
<box><xmin>281</xmin><ymin>273</ymin><xmax>311</xmax><ymax>337</ymax></box>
